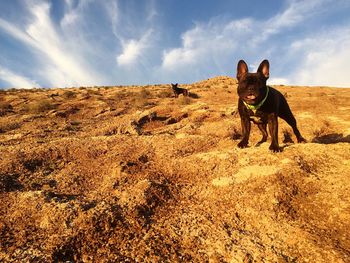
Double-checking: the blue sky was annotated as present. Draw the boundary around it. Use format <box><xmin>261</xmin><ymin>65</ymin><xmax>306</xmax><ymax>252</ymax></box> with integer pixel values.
<box><xmin>1</xmin><ymin>0</ymin><xmax>350</xmax><ymax>89</ymax></box>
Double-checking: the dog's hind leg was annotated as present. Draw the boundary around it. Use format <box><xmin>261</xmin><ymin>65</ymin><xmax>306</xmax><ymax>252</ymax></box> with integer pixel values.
<box><xmin>256</xmin><ymin>123</ymin><xmax>268</xmax><ymax>146</ymax></box>
<box><xmin>279</xmin><ymin>106</ymin><xmax>306</xmax><ymax>143</ymax></box>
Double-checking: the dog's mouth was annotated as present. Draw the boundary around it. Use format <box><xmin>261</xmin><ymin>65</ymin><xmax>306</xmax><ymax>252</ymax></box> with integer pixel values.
<box><xmin>243</xmin><ymin>94</ymin><xmax>259</xmax><ymax>104</ymax></box>
<box><xmin>245</xmin><ymin>94</ymin><xmax>257</xmax><ymax>100</ymax></box>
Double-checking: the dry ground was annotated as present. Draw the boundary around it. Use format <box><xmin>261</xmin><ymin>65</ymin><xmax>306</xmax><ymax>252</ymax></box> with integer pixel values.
<box><xmin>0</xmin><ymin>77</ymin><xmax>350</xmax><ymax>262</ymax></box>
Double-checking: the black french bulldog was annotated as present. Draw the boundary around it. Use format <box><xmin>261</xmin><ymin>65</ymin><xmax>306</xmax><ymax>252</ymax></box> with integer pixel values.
<box><xmin>236</xmin><ymin>59</ymin><xmax>306</xmax><ymax>152</ymax></box>
<box><xmin>171</xmin><ymin>83</ymin><xmax>188</xmax><ymax>98</ymax></box>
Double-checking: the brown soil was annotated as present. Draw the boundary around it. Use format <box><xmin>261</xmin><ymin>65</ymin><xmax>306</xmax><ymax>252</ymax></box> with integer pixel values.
<box><xmin>1</xmin><ymin>77</ymin><xmax>350</xmax><ymax>262</ymax></box>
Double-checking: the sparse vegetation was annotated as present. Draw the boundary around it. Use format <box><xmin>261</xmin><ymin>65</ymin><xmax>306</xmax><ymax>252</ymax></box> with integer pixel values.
<box><xmin>23</xmin><ymin>99</ymin><xmax>57</xmax><ymax>114</ymax></box>
<box><xmin>62</xmin><ymin>90</ymin><xmax>76</xmax><ymax>99</ymax></box>
<box><xmin>177</xmin><ymin>96</ymin><xmax>192</xmax><ymax>105</ymax></box>
<box><xmin>312</xmin><ymin>120</ymin><xmax>332</xmax><ymax>138</ymax></box>
<box><xmin>0</xmin><ymin>121</ymin><xmax>21</xmax><ymax>133</ymax></box>
<box><xmin>1</xmin><ymin>77</ymin><xmax>350</xmax><ymax>262</ymax></box>
<box><xmin>0</xmin><ymin>101</ymin><xmax>13</xmax><ymax>116</ymax></box>
<box><xmin>231</xmin><ymin>125</ymin><xmax>241</xmax><ymax>140</ymax></box>
<box><xmin>133</xmin><ymin>87</ymin><xmax>153</xmax><ymax>108</ymax></box>
<box><xmin>158</xmin><ymin>89</ymin><xmax>172</xmax><ymax>98</ymax></box>
<box><xmin>282</xmin><ymin>129</ymin><xmax>294</xmax><ymax>143</ymax></box>
<box><xmin>140</xmin><ymin>86</ymin><xmax>151</xmax><ymax>98</ymax></box>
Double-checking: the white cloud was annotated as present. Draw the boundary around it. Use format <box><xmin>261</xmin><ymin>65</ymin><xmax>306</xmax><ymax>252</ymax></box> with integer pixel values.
<box><xmin>104</xmin><ymin>0</ymin><xmax>157</xmax><ymax>69</ymax></box>
<box><xmin>116</xmin><ymin>29</ymin><xmax>154</xmax><ymax>67</ymax></box>
<box><xmin>288</xmin><ymin>27</ymin><xmax>350</xmax><ymax>87</ymax></box>
<box><xmin>158</xmin><ymin>0</ymin><xmax>350</xmax><ymax>87</ymax></box>
<box><xmin>26</xmin><ymin>2</ymin><xmax>102</xmax><ymax>86</ymax></box>
<box><xmin>61</xmin><ymin>0</ymin><xmax>92</xmax><ymax>27</ymax></box>
<box><xmin>0</xmin><ymin>1</ymin><xmax>104</xmax><ymax>87</ymax></box>
<box><xmin>269</xmin><ymin>78</ymin><xmax>289</xmax><ymax>86</ymax></box>
<box><xmin>161</xmin><ymin>18</ymin><xmax>253</xmax><ymax>72</ymax></box>
<box><xmin>161</xmin><ymin>0</ymin><xmax>326</xmax><ymax>73</ymax></box>
<box><xmin>0</xmin><ymin>17</ymin><xmax>37</xmax><ymax>48</ymax></box>
<box><xmin>0</xmin><ymin>66</ymin><xmax>39</xmax><ymax>88</ymax></box>
<box><xmin>1</xmin><ymin>0</ymin><xmax>350</xmax><ymax>88</ymax></box>
<box><xmin>251</xmin><ymin>0</ymin><xmax>325</xmax><ymax>45</ymax></box>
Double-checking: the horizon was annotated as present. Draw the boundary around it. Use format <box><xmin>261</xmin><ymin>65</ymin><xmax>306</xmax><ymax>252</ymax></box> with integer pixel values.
<box><xmin>1</xmin><ymin>0</ymin><xmax>350</xmax><ymax>89</ymax></box>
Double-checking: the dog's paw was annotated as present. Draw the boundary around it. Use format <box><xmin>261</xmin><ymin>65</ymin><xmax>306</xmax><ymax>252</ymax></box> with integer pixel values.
<box><xmin>297</xmin><ymin>137</ymin><xmax>307</xmax><ymax>143</ymax></box>
<box><xmin>255</xmin><ymin>142</ymin><xmax>264</xmax><ymax>147</ymax></box>
<box><xmin>238</xmin><ymin>140</ymin><xmax>248</xmax><ymax>148</ymax></box>
<box><xmin>255</xmin><ymin>138</ymin><xmax>267</xmax><ymax>147</ymax></box>
<box><xmin>269</xmin><ymin>144</ymin><xmax>282</xmax><ymax>152</ymax></box>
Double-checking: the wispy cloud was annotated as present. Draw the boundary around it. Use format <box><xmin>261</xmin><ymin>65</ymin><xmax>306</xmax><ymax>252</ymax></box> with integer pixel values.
<box><xmin>0</xmin><ymin>0</ymin><xmax>350</xmax><ymax>88</ymax></box>
<box><xmin>0</xmin><ymin>1</ymin><xmax>104</xmax><ymax>87</ymax></box>
<box><xmin>161</xmin><ymin>18</ymin><xmax>253</xmax><ymax>71</ymax></box>
<box><xmin>0</xmin><ymin>66</ymin><xmax>39</xmax><ymax>88</ymax></box>
<box><xmin>105</xmin><ymin>0</ymin><xmax>157</xmax><ymax>68</ymax></box>
<box><xmin>288</xmin><ymin>27</ymin><xmax>350</xmax><ymax>87</ymax></box>
<box><xmin>159</xmin><ymin>0</ymin><xmax>347</xmax><ymax>84</ymax></box>
<box><xmin>116</xmin><ymin>29</ymin><xmax>154</xmax><ymax>67</ymax></box>
<box><xmin>251</xmin><ymin>0</ymin><xmax>327</xmax><ymax>45</ymax></box>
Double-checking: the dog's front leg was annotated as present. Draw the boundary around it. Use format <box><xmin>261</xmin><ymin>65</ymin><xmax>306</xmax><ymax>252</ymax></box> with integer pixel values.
<box><xmin>268</xmin><ymin>113</ymin><xmax>281</xmax><ymax>152</ymax></box>
<box><xmin>238</xmin><ymin>117</ymin><xmax>251</xmax><ymax>148</ymax></box>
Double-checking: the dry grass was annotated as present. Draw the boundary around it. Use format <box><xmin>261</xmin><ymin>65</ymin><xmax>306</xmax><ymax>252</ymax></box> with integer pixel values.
<box><xmin>0</xmin><ymin>122</ymin><xmax>21</xmax><ymax>133</ymax></box>
<box><xmin>1</xmin><ymin>77</ymin><xmax>350</xmax><ymax>262</ymax></box>
<box><xmin>177</xmin><ymin>96</ymin><xmax>192</xmax><ymax>105</ymax></box>
<box><xmin>23</xmin><ymin>99</ymin><xmax>57</xmax><ymax>114</ymax></box>
<box><xmin>0</xmin><ymin>101</ymin><xmax>13</xmax><ymax>116</ymax></box>
<box><xmin>62</xmin><ymin>90</ymin><xmax>76</xmax><ymax>99</ymax></box>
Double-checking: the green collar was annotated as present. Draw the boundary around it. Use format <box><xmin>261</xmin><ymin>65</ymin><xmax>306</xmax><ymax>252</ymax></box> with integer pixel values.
<box><xmin>243</xmin><ymin>86</ymin><xmax>269</xmax><ymax>114</ymax></box>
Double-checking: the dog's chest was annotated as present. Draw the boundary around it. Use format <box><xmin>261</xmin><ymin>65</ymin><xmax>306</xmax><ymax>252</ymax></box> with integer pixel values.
<box><xmin>249</xmin><ymin>111</ymin><xmax>267</xmax><ymax>124</ymax></box>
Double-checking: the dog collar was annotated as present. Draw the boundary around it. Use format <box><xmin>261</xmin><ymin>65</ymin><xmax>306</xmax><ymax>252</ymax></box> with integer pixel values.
<box><xmin>243</xmin><ymin>86</ymin><xmax>269</xmax><ymax>114</ymax></box>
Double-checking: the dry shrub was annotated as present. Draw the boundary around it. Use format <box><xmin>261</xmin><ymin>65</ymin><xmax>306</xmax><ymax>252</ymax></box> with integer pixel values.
<box><xmin>140</xmin><ymin>87</ymin><xmax>151</xmax><ymax>98</ymax></box>
<box><xmin>134</xmin><ymin>87</ymin><xmax>153</xmax><ymax>108</ymax></box>
<box><xmin>115</xmin><ymin>90</ymin><xmax>133</xmax><ymax>101</ymax></box>
<box><xmin>312</xmin><ymin>120</ymin><xmax>332</xmax><ymax>138</ymax></box>
<box><xmin>294</xmin><ymin>155</ymin><xmax>318</xmax><ymax>174</ymax></box>
<box><xmin>188</xmin><ymin>92</ymin><xmax>200</xmax><ymax>99</ymax></box>
<box><xmin>62</xmin><ymin>90</ymin><xmax>76</xmax><ymax>99</ymax></box>
<box><xmin>87</xmin><ymin>89</ymin><xmax>101</xmax><ymax>96</ymax></box>
<box><xmin>283</xmin><ymin>129</ymin><xmax>294</xmax><ymax>143</ymax></box>
<box><xmin>0</xmin><ymin>122</ymin><xmax>21</xmax><ymax>133</ymax></box>
<box><xmin>24</xmin><ymin>99</ymin><xmax>57</xmax><ymax>114</ymax></box>
<box><xmin>232</xmin><ymin>125</ymin><xmax>242</xmax><ymax>140</ymax></box>
<box><xmin>0</xmin><ymin>101</ymin><xmax>13</xmax><ymax>116</ymax></box>
<box><xmin>158</xmin><ymin>89</ymin><xmax>172</xmax><ymax>98</ymax></box>
<box><xmin>177</xmin><ymin>96</ymin><xmax>192</xmax><ymax>105</ymax></box>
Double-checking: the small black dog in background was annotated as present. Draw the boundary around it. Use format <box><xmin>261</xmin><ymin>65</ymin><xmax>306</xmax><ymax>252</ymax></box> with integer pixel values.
<box><xmin>171</xmin><ymin>83</ymin><xmax>188</xmax><ymax>98</ymax></box>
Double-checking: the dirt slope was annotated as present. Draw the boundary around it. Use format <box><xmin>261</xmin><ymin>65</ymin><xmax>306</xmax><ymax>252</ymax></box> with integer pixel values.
<box><xmin>1</xmin><ymin>77</ymin><xmax>350</xmax><ymax>262</ymax></box>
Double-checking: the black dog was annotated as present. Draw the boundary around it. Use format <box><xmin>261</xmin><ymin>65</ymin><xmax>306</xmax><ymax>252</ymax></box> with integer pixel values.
<box><xmin>236</xmin><ymin>59</ymin><xmax>306</xmax><ymax>152</ymax></box>
<box><xmin>171</xmin><ymin>83</ymin><xmax>188</xmax><ymax>98</ymax></box>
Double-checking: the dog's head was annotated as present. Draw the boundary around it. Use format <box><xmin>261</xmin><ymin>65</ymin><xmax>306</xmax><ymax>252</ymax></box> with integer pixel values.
<box><xmin>236</xmin><ymin>60</ymin><xmax>269</xmax><ymax>105</ymax></box>
<box><xmin>171</xmin><ymin>83</ymin><xmax>178</xmax><ymax>90</ymax></box>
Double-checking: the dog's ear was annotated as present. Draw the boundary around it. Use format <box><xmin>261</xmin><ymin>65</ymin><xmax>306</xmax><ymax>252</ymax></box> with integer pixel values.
<box><xmin>257</xmin><ymin>59</ymin><xmax>269</xmax><ymax>79</ymax></box>
<box><xmin>237</xmin><ymin>60</ymin><xmax>248</xmax><ymax>81</ymax></box>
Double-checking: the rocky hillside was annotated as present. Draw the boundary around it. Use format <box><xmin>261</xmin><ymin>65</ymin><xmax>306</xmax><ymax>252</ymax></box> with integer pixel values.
<box><xmin>1</xmin><ymin>77</ymin><xmax>350</xmax><ymax>262</ymax></box>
